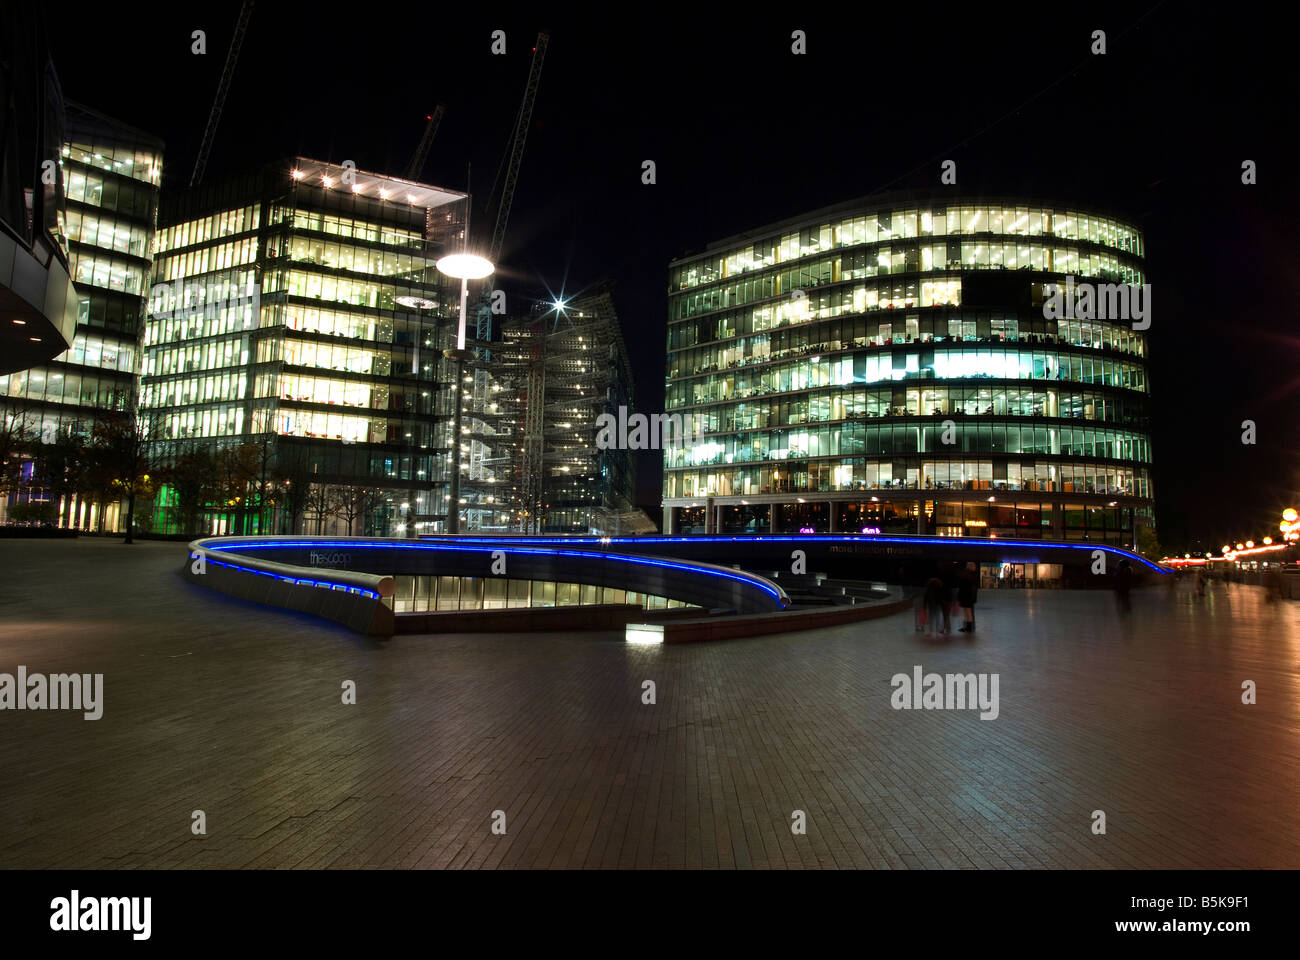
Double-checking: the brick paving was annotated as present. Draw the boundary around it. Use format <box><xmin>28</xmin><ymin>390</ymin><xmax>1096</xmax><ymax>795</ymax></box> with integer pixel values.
<box><xmin>1</xmin><ymin>537</ymin><xmax>1297</xmax><ymax>869</ymax></box>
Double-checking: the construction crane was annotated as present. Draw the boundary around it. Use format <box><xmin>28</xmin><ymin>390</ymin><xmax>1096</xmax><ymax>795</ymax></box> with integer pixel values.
<box><xmin>486</xmin><ymin>32</ymin><xmax>548</xmax><ymax>266</ymax></box>
<box><xmin>475</xmin><ymin>31</ymin><xmax>548</xmax><ymax>349</ymax></box>
<box><xmin>190</xmin><ymin>0</ymin><xmax>255</xmax><ymax>187</ymax></box>
<box><xmin>404</xmin><ymin>104</ymin><xmax>446</xmax><ymax>181</ymax></box>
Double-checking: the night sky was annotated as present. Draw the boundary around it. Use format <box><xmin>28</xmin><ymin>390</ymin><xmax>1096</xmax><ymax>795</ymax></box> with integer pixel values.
<box><xmin>50</xmin><ymin>2</ymin><xmax>1297</xmax><ymax>553</ymax></box>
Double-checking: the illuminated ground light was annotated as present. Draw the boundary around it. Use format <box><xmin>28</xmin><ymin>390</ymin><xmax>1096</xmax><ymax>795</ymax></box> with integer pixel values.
<box><xmin>625</xmin><ymin>623</ymin><xmax>665</xmax><ymax>644</ymax></box>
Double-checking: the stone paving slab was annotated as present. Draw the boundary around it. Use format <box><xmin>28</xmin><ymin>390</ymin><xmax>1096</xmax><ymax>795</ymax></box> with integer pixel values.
<box><xmin>1</xmin><ymin>538</ymin><xmax>1297</xmax><ymax>869</ymax></box>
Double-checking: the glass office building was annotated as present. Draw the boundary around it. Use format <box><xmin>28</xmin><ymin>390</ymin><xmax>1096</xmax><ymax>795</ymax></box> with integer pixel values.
<box><xmin>1</xmin><ymin>102</ymin><xmax>163</xmax><ymax>530</ymax></box>
<box><xmin>139</xmin><ymin>158</ymin><xmax>468</xmax><ymax>535</ymax></box>
<box><xmin>0</xmin><ymin>5</ymin><xmax>77</xmax><ymax>380</ymax></box>
<box><xmin>663</xmin><ymin>193</ymin><xmax>1153</xmax><ymax>545</ymax></box>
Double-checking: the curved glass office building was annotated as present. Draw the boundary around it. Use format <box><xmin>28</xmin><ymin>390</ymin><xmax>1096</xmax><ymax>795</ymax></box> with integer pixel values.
<box><xmin>662</xmin><ymin>193</ymin><xmax>1153</xmax><ymax>546</ymax></box>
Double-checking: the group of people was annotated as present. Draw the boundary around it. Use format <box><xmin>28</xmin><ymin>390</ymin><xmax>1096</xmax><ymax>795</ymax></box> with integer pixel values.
<box><xmin>918</xmin><ymin>563</ymin><xmax>979</xmax><ymax>637</ymax></box>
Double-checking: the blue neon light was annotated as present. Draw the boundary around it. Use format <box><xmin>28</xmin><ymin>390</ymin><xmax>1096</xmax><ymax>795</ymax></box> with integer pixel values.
<box><xmin>406</xmin><ymin>533</ymin><xmax>1168</xmax><ymax>575</ymax></box>
<box><xmin>198</xmin><ymin>555</ymin><xmax>379</xmax><ymax>599</ymax></box>
<box><xmin>198</xmin><ymin>538</ymin><xmax>788</xmax><ymax>600</ymax></box>
<box><xmin>195</xmin><ymin>531</ymin><xmax>1165</xmax><ymax>605</ymax></box>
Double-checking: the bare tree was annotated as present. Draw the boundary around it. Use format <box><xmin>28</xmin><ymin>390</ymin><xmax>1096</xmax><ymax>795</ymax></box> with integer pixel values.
<box><xmin>250</xmin><ymin>435</ymin><xmax>276</xmax><ymax>534</ymax></box>
<box><xmin>334</xmin><ymin>484</ymin><xmax>386</xmax><ymax>536</ymax></box>
<box><xmin>161</xmin><ymin>443</ymin><xmax>218</xmax><ymax>537</ymax></box>
<box><xmin>213</xmin><ymin>442</ymin><xmax>260</xmax><ymax>535</ymax></box>
<box><xmin>273</xmin><ymin>449</ymin><xmax>315</xmax><ymax>534</ymax></box>
<box><xmin>304</xmin><ymin>482</ymin><xmax>341</xmax><ymax>535</ymax></box>
<box><xmin>91</xmin><ymin>407</ymin><xmax>160</xmax><ymax>544</ymax></box>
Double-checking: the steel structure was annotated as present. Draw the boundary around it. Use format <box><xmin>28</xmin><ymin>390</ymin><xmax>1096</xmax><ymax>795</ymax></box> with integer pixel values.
<box><xmin>460</xmin><ymin>291</ymin><xmax>637</xmax><ymax>533</ymax></box>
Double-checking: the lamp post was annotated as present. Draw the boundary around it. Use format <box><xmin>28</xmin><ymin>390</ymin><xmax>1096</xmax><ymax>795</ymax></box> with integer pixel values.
<box><xmin>435</xmin><ymin>251</ymin><xmax>493</xmax><ymax>534</ymax></box>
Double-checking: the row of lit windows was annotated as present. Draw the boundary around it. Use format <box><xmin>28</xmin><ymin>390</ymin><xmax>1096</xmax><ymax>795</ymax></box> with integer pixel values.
<box><xmin>161</xmin><ymin>404</ymin><xmax>245</xmax><ymax>441</ymax></box>
<box><xmin>155</xmin><ymin>205</ymin><xmax>260</xmax><ymax>254</ymax></box>
<box><xmin>141</xmin><ymin>372</ymin><xmax>248</xmax><ymax>409</ymax></box>
<box><xmin>51</xmin><ymin>332</ymin><xmax>136</xmax><ymax>373</ymax></box>
<box><xmin>144</xmin><ymin>268</ymin><xmax>260</xmax><ymax>346</ymax></box>
<box><xmin>154</xmin><ymin>238</ymin><xmax>258</xmax><ymax>282</ymax></box>
<box><xmin>843</xmin><ymin>241</ymin><xmax>1136</xmax><ymax>280</ymax></box>
<box><xmin>274</xmin><ymin>209</ymin><xmax>423</xmax><ymax>249</ymax></box>
<box><xmin>1</xmin><ymin>366</ymin><xmax>131</xmax><ymax>408</ymax></box>
<box><xmin>264</xmin><ymin>269</ymin><xmax>443</xmax><ymax>312</ymax></box>
<box><xmin>669</xmin><ymin>348</ymin><xmax>1148</xmax><ymax>408</ymax></box>
<box><xmin>391</xmin><ymin>575</ymin><xmax>695</xmax><ymax>613</ymax></box>
<box><xmin>669</xmin><ymin>316</ymin><xmax>1146</xmax><ymax>378</ymax></box>
<box><xmin>671</xmin><ymin>247</ymin><xmax>1143</xmax><ymax>320</ymax></box>
<box><xmin>277</xmin><ymin>338</ymin><xmax>396</xmax><ymax>376</ymax></box>
<box><xmin>70</xmin><ymin>249</ymin><xmax>148</xmax><ymax>295</ymax></box>
<box><xmin>272</xmin><ymin>408</ymin><xmax>435</xmax><ymax>448</ymax></box>
<box><xmin>146</xmin><ymin>301</ymin><xmax>258</xmax><ymax>347</ymax></box>
<box><xmin>667</xmin><ymin>459</ymin><xmax>1151</xmax><ymax>500</ymax></box>
<box><xmin>62</xmin><ymin>141</ymin><xmax>161</xmax><ymax>186</ymax></box>
<box><xmin>65</xmin><ymin>209</ymin><xmax>152</xmax><ymax>259</ymax></box>
<box><xmin>237</xmin><ymin>408</ymin><xmax>443</xmax><ymax>456</ymax></box>
<box><xmin>143</xmin><ymin>337</ymin><xmax>248</xmax><ymax>378</ymax></box>
<box><xmin>63</xmin><ymin>168</ymin><xmax>157</xmax><ymax>221</ymax></box>
<box><xmin>674</xmin><ymin>206</ymin><xmax>1143</xmax><ymax>289</ymax></box>
<box><xmin>666</xmin><ymin>421</ymin><xmax>1152</xmax><ymax>470</ymax></box>
<box><xmin>675</xmin><ymin>277</ymin><xmax>967</xmax><ymax>328</ymax></box>
<box><xmin>262</xmin><ymin>372</ymin><xmax>393</xmax><ymax>409</ymax></box>
<box><xmin>75</xmin><ymin>291</ymin><xmax>145</xmax><ymax>337</ymax></box>
<box><xmin>0</xmin><ymin>404</ymin><xmax>127</xmax><ymax>445</ymax></box>
<box><xmin>276</xmin><ymin>235</ymin><xmax>440</xmax><ymax>279</ymax></box>
<box><xmin>685</xmin><ymin>386</ymin><xmax>1146</xmax><ymax>433</ymax></box>
<box><xmin>670</xmin><ymin>292</ymin><xmax>1147</xmax><ymax>353</ymax></box>
<box><xmin>679</xmin><ymin>501</ymin><xmax>1145</xmax><ymax>534</ymax></box>
<box><xmin>282</xmin><ymin>303</ymin><xmax>391</xmax><ymax>341</ymax></box>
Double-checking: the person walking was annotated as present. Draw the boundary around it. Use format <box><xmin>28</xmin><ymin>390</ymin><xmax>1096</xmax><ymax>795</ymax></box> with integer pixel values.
<box><xmin>923</xmin><ymin>576</ymin><xmax>946</xmax><ymax>638</ymax></box>
<box><xmin>941</xmin><ymin>562</ymin><xmax>958</xmax><ymax>633</ymax></box>
<box><xmin>1115</xmin><ymin>558</ymin><xmax>1133</xmax><ymax>614</ymax></box>
<box><xmin>957</xmin><ymin>563</ymin><xmax>979</xmax><ymax>632</ymax></box>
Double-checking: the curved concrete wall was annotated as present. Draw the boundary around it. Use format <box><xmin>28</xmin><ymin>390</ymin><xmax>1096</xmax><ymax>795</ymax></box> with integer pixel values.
<box><xmin>183</xmin><ymin>537</ymin><xmax>790</xmax><ymax>636</ymax></box>
<box><xmin>183</xmin><ymin>541</ymin><xmax>395</xmax><ymax>636</ymax></box>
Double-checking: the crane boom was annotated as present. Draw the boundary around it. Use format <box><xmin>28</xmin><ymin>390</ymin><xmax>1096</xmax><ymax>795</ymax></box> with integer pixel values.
<box><xmin>190</xmin><ymin>0</ymin><xmax>255</xmax><ymax>187</ymax></box>
<box><xmin>487</xmin><ymin>32</ymin><xmax>548</xmax><ymax>264</ymax></box>
<box><xmin>405</xmin><ymin>103</ymin><xmax>446</xmax><ymax>181</ymax></box>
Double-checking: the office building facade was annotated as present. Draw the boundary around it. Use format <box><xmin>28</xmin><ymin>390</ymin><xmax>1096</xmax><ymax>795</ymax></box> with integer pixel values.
<box><xmin>1</xmin><ymin>100</ymin><xmax>163</xmax><ymax>530</ymax></box>
<box><xmin>139</xmin><ymin>158</ymin><xmax>468</xmax><ymax>536</ymax></box>
<box><xmin>663</xmin><ymin>193</ymin><xmax>1153</xmax><ymax>547</ymax></box>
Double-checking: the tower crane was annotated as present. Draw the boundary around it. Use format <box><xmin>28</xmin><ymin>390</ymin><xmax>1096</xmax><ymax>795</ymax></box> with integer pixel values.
<box><xmin>405</xmin><ymin>104</ymin><xmax>446</xmax><ymax>181</ymax></box>
<box><xmin>476</xmin><ymin>31</ymin><xmax>548</xmax><ymax>345</ymax></box>
<box><xmin>191</xmin><ymin>0</ymin><xmax>255</xmax><ymax>187</ymax></box>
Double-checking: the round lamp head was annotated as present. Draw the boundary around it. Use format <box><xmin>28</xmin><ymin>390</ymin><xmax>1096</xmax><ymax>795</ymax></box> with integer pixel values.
<box><xmin>436</xmin><ymin>253</ymin><xmax>494</xmax><ymax>279</ymax></box>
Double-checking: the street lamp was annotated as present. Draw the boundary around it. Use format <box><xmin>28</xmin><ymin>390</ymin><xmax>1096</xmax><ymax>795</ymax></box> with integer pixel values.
<box><xmin>436</xmin><ymin>251</ymin><xmax>494</xmax><ymax>534</ymax></box>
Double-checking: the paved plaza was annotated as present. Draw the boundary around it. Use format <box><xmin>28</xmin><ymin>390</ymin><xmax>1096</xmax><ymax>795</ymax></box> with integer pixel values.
<box><xmin>1</xmin><ymin>538</ymin><xmax>1297</xmax><ymax>869</ymax></box>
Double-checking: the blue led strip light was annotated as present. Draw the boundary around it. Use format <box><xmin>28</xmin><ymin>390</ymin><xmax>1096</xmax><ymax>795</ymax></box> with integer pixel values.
<box><xmin>192</xmin><ymin>553</ymin><xmax>380</xmax><ymax>600</ymax></box>
<box><xmin>198</xmin><ymin>540</ymin><xmax>787</xmax><ymax>601</ymax></box>
<box><xmin>418</xmin><ymin>534</ymin><xmax>1169</xmax><ymax>575</ymax></box>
